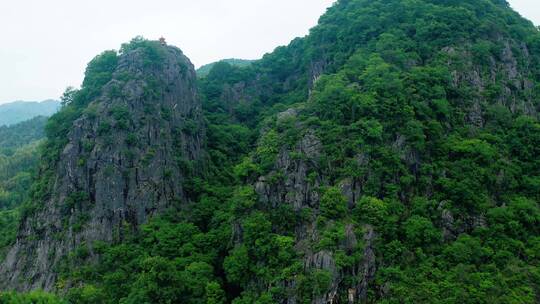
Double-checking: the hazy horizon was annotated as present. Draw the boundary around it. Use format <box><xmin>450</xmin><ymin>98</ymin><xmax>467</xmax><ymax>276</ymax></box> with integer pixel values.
<box><xmin>0</xmin><ymin>0</ymin><xmax>538</xmax><ymax>104</ymax></box>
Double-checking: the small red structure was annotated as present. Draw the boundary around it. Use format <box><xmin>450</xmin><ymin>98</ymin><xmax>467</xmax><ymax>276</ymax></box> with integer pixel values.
<box><xmin>159</xmin><ymin>37</ymin><xmax>167</xmax><ymax>46</ymax></box>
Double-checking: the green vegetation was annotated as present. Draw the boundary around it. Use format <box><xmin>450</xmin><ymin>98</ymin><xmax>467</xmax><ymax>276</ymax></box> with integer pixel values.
<box><xmin>0</xmin><ymin>117</ymin><xmax>48</xmax><ymax>258</ymax></box>
<box><xmin>197</xmin><ymin>59</ymin><xmax>254</xmax><ymax>77</ymax></box>
<box><xmin>0</xmin><ymin>116</ymin><xmax>47</xmax><ymax>154</ymax></box>
<box><xmin>57</xmin><ymin>214</ymin><xmax>229</xmax><ymax>303</ymax></box>
<box><xmin>2</xmin><ymin>0</ymin><xmax>540</xmax><ymax>303</ymax></box>
<box><xmin>0</xmin><ymin>290</ymin><xmax>65</xmax><ymax>303</ymax></box>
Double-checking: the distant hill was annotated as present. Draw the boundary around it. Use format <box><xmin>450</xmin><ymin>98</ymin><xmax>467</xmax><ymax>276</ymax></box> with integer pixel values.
<box><xmin>0</xmin><ymin>100</ymin><xmax>60</xmax><ymax>126</ymax></box>
<box><xmin>0</xmin><ymin>116</ymin><xmax>47</xmax><ymax>255</ymax></box>
<box><xmin>0</xmin><ymin>116</ymin><xmax>47</xmax><ymax>155</ymax></box>
<box><xmin>196</xmin><ymin>58</ymin><xmax>253</xmax><ymax>77</ymax></box>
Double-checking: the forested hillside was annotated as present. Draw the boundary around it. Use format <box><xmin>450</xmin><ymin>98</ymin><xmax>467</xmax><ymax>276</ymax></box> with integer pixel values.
<box><xmin>1</xmin><ymin>0</ymin><xmax>539</xmax><ymax>303</ymax></box>
<box><xmin>0</xmin><ymin>117</ymin><xmax>47</xmax><ymax>261</ymax></box>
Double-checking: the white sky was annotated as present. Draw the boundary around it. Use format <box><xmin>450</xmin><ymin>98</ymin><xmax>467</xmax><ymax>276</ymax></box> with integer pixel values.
<box><xmin>0</xmin><ymin>0</ymin><xmax>537</xmax><ymax>104</ymax></box>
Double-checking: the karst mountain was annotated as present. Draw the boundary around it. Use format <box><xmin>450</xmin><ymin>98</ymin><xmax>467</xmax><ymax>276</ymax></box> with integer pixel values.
<box><xmin>0</xmin><ymin>0</ymin><xmax>539</xmax><ymax>303</ymax></box>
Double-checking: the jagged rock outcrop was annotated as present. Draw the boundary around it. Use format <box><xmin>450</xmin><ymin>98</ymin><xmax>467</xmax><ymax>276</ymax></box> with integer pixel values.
<box><xmin>254</xmin><ymin>118</ymin><xmax>377</xmax><ymax>304</ymax></box>
<box><xmin>256</xmin><ymin>129</ymin><xmax>322</xmax><ymax>211</ymax></box>
<box><xmin>444</xmin><ymin>38</ymin><xmax>538</xmax><ymax>127</ymax></box>
<box><xmin>0</xmin><ymin>43</ymin><xmax>203</xmax><ymax>291</ymax></box>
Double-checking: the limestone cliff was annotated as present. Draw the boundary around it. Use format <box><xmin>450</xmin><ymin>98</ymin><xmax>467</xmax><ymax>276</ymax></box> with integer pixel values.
<box><xmin>0</xmin><ymin>41</ymin><xmax>203</xmax><ymax>291</ymax></box>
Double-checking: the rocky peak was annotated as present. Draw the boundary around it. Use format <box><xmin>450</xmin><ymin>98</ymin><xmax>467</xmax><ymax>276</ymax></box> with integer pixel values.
<box><xmin>0</xmin><ymin>40</ymin><xmax>204</xmax><ymax>291</ymax></box>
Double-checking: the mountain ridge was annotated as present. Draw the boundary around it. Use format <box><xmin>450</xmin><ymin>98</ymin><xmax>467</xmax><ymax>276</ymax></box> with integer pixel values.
<box><xmin>0</xmin><ymin>100</ymin><xmax>60</xmax><ymax>126</ymax></box>
<box><xmin>1</xmin><ymin>0</ymin><xmax>539</xmax><ymax>303</ymax></box>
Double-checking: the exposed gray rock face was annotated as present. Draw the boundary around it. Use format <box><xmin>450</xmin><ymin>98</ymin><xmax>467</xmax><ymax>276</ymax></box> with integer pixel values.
<box><xmin>355</xmin><ymin>225</ymin><xmax>376</xmax><ymax>302</ymax></box>
<box><xmin>277</xmin><ymin>108</ymin><xmax>298</xmax><ymax>122</ymax></box>
<box><xmin>256</xmin><ymin>130</ymin><xmax>322</xmax><ymax>212</ymax></box>
<box><xmin>254</xmin><ymin>121</ymin><xmax>377</xmax><ymax>304</ymax></box>
<box><xmin>444</xmin><ymin>39</ymin><xmax>538</xmax><ymax>127</ymax></box>
<box><xmin>306</xmin><ymin>250</ymin><xmax>339</xmax><ymax>304</ymax></box>
<box><xmin>438</xmin><ymin>201</ymin><xmax>487</xmax><ymax>242</ymax></box>
<box><xmin>0</xmin><ymin>44</ymin><xmax>203</xmax><ymax>291</ymax></box>
<box><xmin>309</xmin><ymin>60</ymin><xmax>327</xmax><ymax>94</ymax></box>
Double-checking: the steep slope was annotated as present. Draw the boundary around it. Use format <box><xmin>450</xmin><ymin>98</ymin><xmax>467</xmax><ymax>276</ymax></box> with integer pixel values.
<box><xmin>1</xmin><ymin>0</ymin><xmax>540</xmax><ymax>303</ymax></box>
<box><xmin>0</xmin><ymin>100</ymin><xmax>60</xmax><ymax>126</ymax></box>
<box><xmin>0</xmin><ymin>38</ymin><xmax>204</xmax><ymax>291</ymax></box>
<box><xmin>200</xmin><ymin>0</ymin><xmax>540</xmax><ymax>303</ymax></box>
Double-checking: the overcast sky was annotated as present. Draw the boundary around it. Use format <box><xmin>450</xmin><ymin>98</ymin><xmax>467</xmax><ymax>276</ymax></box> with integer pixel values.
<box><xmin>0</xmin><ymin>0</ymin><xmax>538</xmax><ymax>104</ymax></box>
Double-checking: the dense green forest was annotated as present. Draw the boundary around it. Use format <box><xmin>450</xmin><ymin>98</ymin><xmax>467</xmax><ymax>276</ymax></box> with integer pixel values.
<box><xmin>1</xmin><ymin>0</ymin><xmax>539</xmax><ymax>303</ymax></box>
<box><xmin>0</xmin><ymin>117</ymin><xmax>46</xmax><ymax>259</ymax></box>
